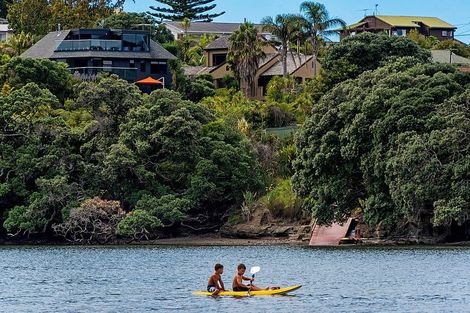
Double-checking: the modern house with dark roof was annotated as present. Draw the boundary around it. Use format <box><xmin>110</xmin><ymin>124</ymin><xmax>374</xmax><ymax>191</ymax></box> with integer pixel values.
<box><xmin>163</xmin><ymin>21</ymin><xmax>273</xmax><ymax>40</ymax></box>
<box><xmin>21</xmin><ymin>28</ymin><xmax>176</xmax><ymax>87</ymax></box>
<box><xmin>340</xmin><ymin>15</ymin><xmax>456</xmax><ymax>41</ymax></box>
<box><xmin>184</xmin><ymin>36</ymin><xmax>321</xmax><ymax>100</ymax></box>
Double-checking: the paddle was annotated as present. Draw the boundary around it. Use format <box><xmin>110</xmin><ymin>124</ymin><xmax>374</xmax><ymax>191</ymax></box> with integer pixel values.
<box><xmin>248</xmin><ymin>266</ymin><xmax>260</xmax><ymax>295</ymax></box>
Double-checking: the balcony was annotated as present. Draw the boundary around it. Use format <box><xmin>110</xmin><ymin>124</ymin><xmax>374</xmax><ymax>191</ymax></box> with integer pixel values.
<box><xmin>69</xmin><ymin>67</ymin><xmax>138</xmax><ymax>81</ymax></box>
<box><xmin>55</xmin><ymin>39</ymin><xmax>149</xmax><ymax>52</ymax></box>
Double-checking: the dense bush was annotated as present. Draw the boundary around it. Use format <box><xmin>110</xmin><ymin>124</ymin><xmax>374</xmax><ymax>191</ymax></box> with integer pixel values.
<box><xmin>0</xmin><ymin>73</ymin><xmax>264</xmax><ymax>241</ymax></box>
<box><xmin>293</xmin><ymin>57</ymin><xmax>470</xmax><ymax>231</ymax></box>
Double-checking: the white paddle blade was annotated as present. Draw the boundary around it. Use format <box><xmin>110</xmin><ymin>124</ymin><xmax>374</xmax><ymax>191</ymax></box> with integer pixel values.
<box><xmin>250</xmin><ymin>266</ymin><xmax>261</xmax><ymax>275</ymax></box>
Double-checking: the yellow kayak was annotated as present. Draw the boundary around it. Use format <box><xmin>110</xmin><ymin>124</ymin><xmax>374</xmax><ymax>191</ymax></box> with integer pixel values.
<box><xmin>192</xmin><ymin>285</ymin><xmax>302</xmax><ymax>297</ymax></box>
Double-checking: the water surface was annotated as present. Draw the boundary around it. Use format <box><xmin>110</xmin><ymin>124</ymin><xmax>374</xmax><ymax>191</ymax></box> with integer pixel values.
<box><xmin>1</xmin><ymin>245</ymin><xmax>469</xmax><ymax>312</ymax></box>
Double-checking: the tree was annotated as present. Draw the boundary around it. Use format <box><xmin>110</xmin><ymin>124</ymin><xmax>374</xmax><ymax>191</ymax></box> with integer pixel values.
<box><xmin>321</xmin><ymin>32</ymin><xmax>431</xmax><ymax>87</ymax></box>
<box><xmin>0</xmin><ymin>0</ymin><xmax>12</xmax><ymax>18</ymax></box>
<box><xmin>1</xmin><ymin>83</ymin><xmax>84</xmax><ymax>236</ymax></box>
<box><xmin>293</xmin><ymin>57</ymin><xmax>470</xmax><ymax>235</ymax></box>
<box><xmin>7</xmin><ymin>0</ymin><xmax>51</xmax><ymax>36</ymax></box>
<box><xmin>300</xmin><ymin>1</ymin><xmax>346</xmax><ymax>74</ymax></box>
<box><xmin>1</xmin><ymin>57</ymin><xmax>74</xmax><ymax>102</ymax></box>
<box><xmin>53</xmin><ymin>198</ymin><xmax>125</xmax><ymax>244</ymax></box>
<box><xmin>149</xmin><ymin>0</ymin><xmax>225</xmax><ymax>22</ymax></box>
<box><xmin>262</xmin><ymin>14</ymin><xmax>303</xmax><ymax>77</ymax></box>
<box><xmin>228</xmin><ymin>22</ymin><xmax>266</xmax><ymax>97</ymax></box>
<box><xmin>407</xmin><ymin>29</ymin><xmax>439</xmax><ymax>49</ymax></box>
<box><xmin>2</xmin><ymin>32</ymin><xmax>35</xmax><ymax>56</ymax></box>
<box><xmin>98</xmin><ymin>12</ymin><xmax>155</xmax><ymax>29</ymax></box>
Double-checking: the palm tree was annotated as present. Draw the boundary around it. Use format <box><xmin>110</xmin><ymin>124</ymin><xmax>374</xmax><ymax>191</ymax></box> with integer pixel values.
<box><xmin>228</xmin><ymin>22</ymin><xmax>266</xmax><ymax>98</ymax></box>
<box><xmin>5</xmin><ymin>32</ymin><xmax>35</xmax><ymax>56</ymax></box>
<box><xmin>300</xmin><ymin>1</ymin><xmax>346</xmax><ymax>74</ymax></box>
<box><xmin>261</xmin><ymin>14</ymin><xmax>304</xmax><ymax>77</ymax></box>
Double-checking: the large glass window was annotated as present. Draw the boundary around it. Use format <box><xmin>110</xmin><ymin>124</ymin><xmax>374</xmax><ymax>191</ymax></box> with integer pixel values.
<box><xmin>122</xmin><ymin>33</ymin><xmax>149</xmax><ymax>52</ymax></box>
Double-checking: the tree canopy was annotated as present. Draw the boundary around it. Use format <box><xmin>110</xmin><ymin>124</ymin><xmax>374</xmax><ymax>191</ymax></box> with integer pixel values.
<box><xmin>293</xmin><ymin>57</ymin><xmax>470</xmax><ymax>232</ymax></box>
<box><xmin>149</xmin><ymin>0</ymin><xmax>225</xmax><ymax>22</ymax></box>
<box><xmin>0</xmin><ymin>70</ymin><xmax>263</xmax><ymax>240</ymax></box>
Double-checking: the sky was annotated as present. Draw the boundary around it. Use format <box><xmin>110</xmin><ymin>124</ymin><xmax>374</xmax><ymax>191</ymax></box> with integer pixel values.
<box><xmin>125</xmin><ymin>0</ymin><xmax>470</xmax><ymax>43</ymax></box>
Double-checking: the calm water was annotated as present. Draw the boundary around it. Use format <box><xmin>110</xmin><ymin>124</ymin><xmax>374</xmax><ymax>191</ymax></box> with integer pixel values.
<box><xmin>0</xmin><ymin>245</ymin><xmax>469</xmax><ymax>313</ymax></box>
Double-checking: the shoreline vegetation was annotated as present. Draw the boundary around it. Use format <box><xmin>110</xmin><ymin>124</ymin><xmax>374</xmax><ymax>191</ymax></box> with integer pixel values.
<box><xmin>1</xmin><ymin>1</ymin><xmax>470</xmax><ymax>245</ymax></box>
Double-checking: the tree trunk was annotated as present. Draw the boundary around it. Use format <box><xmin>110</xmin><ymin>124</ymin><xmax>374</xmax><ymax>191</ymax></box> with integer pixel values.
<box><xmin>282</xmin><ymin>44</ymin><xmax>288</xmax><ymax>77</ymax></box>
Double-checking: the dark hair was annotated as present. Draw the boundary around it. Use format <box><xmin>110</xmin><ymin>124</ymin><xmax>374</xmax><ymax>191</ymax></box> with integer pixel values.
<box><xmin>237</xmin><ymin>263</ymin><xmax>246</xmax><ymax>270</ymax></box>
<box><xmin>215</xmin><ymin>263</ymin><xmax>223</xmax><ymax>270</ymax></box>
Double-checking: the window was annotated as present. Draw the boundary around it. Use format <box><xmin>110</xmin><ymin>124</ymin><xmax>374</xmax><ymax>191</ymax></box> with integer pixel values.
<box><xmin>129</xmin><ymin>60</ymin><xmax>135</xmax><ymax>68</ymax></box>
<box><xmin>212</xmin><ymin>54</ymin><xmax>227</xmax><ymax>66</ymax></box>
<box><xmin>395</xmin><ymin>29</ymin><xmax>407</xmax><ymax>37</ymax></box>
<box><xmin>140</xmin><ymin>61</ymin><xmax>146</xmax><ymax>72</ymax></box>
<box><xmin>151</xmin><ymin>61</ymin><xmax>167</xmax><ymax>74</ymax></box>
<box><xmin>442</xmin><ymin>30</ymin><xmax>448</xmax><ymax>37</ymax></box>
<box><xmin>103</xmin><ymin>60</ymin><xmax>112</xmax><ymax>68</ymax></box>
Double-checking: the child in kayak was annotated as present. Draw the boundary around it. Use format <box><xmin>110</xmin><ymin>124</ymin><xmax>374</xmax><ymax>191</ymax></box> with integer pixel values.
<box><xmin>207</xmin><ymin>263</ymin><xmax>226</xmax><ymax>295</ymax></box>
<box><xmin>232</xmin><ymin>263</ymin><xmax>266</xmax><ymax>291</ymax></box>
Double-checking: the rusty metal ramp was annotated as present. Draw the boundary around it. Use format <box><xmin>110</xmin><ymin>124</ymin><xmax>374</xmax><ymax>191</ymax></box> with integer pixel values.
<box><xmin>309</xmin><ymin>218</ymin><xmax>353</xmax><ymax>246</ymax></box>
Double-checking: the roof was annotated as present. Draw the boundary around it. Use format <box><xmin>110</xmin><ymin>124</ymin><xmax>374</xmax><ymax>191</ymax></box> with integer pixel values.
<box><xmin>205</xmin><ymin>36</ymin><xmax>229</xmax><ymax>50</ymax></box>
<box><xmin>183</xmin><ymin>66</ymin><xmax>218</xmax><ymax>76</ymax></box>
<box><xmin>21</xmin><ymin>30</ymin><xmax>176</xmax><ymax>60</ymax></box>
<box><xmin>343</xmin><ymin>16</ymin><xmax>456</xmax><ymax>31</ymax></box>
<box><xmin>431</xmin><ymin>50</ymin><xmax>470</xmax><ymax>65</ymax></box>
<box><xmin>375</xmin><ymin>16</ymin><xmax>455</xmax><ymax>29</ymax></box>
<box><xmin>261</xmin><ymin>54</ymin><xmax>314</xmax><ymax>77</ymax></box>
<box><xmin>164</xmin><ymin>21</ymin><xmax>267</xmax><ymax>34</ymax></box>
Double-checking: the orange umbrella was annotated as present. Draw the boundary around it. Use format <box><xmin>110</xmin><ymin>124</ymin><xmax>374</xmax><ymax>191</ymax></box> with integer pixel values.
<box><xmin>135</xmin><ymin>76</ymin><xmax>163</xmax><ymax>85</ymax></box>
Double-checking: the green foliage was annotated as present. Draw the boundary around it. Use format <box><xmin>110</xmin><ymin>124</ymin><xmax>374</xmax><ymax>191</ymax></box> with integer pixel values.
<box><xmin>153</xmin><ymin>24</ymin><xmax>175</xmax><ymax>44</ymax></box>
<box><xmin>0</xmin><ymin>61</ymin><xmax>265</xmax><ymax>240</ymax></box>
<box><xmin>228</xmin><ymin>22</ymin><xmax>266</xmax><ymax>97</ymax></box>
<box><xmin>322</xmin><ymin>32</ymin><xmax>431</xmax><ymax>87</ymax></box>
<box><xmin>149</xmin><ymin>0</ymin><xmax>225</xmax><ymax>22</ymax></box>
<box><xmin>407</xmin><ymin>29</ymin><xmax>439</xmax><ymax>49</ymax></box>
<box><xmin>7</xmin><ymin>0</ymin><xmax>51</xmax><ymax>36</ymax></box>
<box><xmin>434</xmin><ymin>40</ymin><xmax>470</xmax><ymax>59</ymax></box>
<box><xmin>293</xmin><ymin>57</ymin><xmax>470</xmax><ymax>229</ymax></box>
<box><xmin>116</xmin><ymin>210</ymin><xmax>163</xmax><ymax>240</ymax></box>
<box><xmin>266</xmin><ymin>76</ymin><xmax>297</xmax><ymax>103</ymax></box>
<box><xmin>0</xmin><ymin>32</ymin><xmax>36</xmax><ymax>56</ymax></box>
<box><xmin>184</xmin><ymin>74</ymin><xmax>215</xmax><ymax>102</ymax></box>
<box><xmin>136</xmin><ymin>194</ymin><xmax>192</xmax><ymax>225</ymax></box>
<box><xmin>1</xmin><ymin>57</ymin><xmax>74</xmax><ymax>102</ymax></box>
<box><xmin>261</xmin><ymin>179</ymin><xmax>303</xmax><ymax>219</ymax></box>
<box><xmin>99</xmin><ymin>12</ymin><xmax>154</xmax><ymax>29</ymax></box>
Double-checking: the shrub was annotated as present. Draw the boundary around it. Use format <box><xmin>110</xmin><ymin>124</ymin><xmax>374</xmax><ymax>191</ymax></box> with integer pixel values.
<box><xmin>53</xmin><ymin>198</ymin><xmax>125</xmax><ymax>244</ymax></box>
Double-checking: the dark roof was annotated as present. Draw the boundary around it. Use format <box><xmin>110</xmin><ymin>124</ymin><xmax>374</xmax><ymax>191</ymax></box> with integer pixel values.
<box><xmin>165</xmin><ymin>21</ymin><xmax>266</xmax><ymax>34</ymax></box>
<box><xmin>205</xmin><ymin>36</ymin><xmax>229</xmax><ymax>50</ymax></box>
<box><xmin>21</xmin><ymin>30</ymin><xmax>176</xmax><ymax>60</ymax></box>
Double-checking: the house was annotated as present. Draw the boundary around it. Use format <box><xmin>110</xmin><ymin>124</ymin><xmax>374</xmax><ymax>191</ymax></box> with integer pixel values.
<box><xmin>184</xmin><ymin>36</ymin><xmax>321</xmax><ymax>100</ymax></box>
<box><xmin>163</xmin><ymin>21</ymin><xmax>272</xmax><ymax>40</ymax></box>
<box><xmin>0</xmin><ymin>18</ymin><xmax>13</xmax><ymax>41</ymax></box>
<box><xmin>21</xmin><ymin>28</ymin><xmax>176</xmax><ymax>88</ymax></box>
<box><xmin>340</xmin><ymin>15</ymin><xmax>456</xmax><ymax>41</ymax></box>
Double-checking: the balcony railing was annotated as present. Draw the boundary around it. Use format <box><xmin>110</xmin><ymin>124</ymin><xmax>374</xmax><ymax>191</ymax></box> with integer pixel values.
<box><xmin>55</xmin><ymin>39</ymin><xmax>149</xmax><ymax>52</ymax></box>
<box><xmin>69</xmin><ymin>67</ymin><xmax>138</xmax><ymax>81</ymax></box>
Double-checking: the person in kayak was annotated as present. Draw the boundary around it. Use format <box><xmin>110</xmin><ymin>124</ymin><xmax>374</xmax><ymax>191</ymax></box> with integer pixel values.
<box><xmin>232</xmin><ymin>263</ymin><xmax>265</xmax><ymax>291</ymax></box>
<box><xmin>207</xmin><ymin>263</ymin><xmax>226</xmax><ymax>296</ymax></box>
